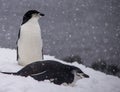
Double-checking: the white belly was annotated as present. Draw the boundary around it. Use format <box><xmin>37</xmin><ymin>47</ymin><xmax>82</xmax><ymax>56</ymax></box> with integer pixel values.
<box><xmin>18</xmin><ymin>20</ymin><xmax>43</xmax><ymax>66</ymax></box>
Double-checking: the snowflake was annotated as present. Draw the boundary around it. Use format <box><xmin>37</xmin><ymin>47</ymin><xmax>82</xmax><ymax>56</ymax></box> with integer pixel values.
<box><xmin>103</xmin><ymin>49</ymin><xmax>107</xmax><ymax>53</ymax></box>
<box><xmin>75</xmin><ymin>8</ymin><xmax>79</xmax><ymax>11</ymax></box>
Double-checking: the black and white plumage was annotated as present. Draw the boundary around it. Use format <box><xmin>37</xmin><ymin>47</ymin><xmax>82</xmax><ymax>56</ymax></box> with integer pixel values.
<box><xmin>17</xmin><ymin>10</ymin><xmax>44</xmax><ymax>66</ymax></box>
<box><xmin>1</xmin><ymin>60</ymin><xmax>89</xmax><ymax>86</ymax></box>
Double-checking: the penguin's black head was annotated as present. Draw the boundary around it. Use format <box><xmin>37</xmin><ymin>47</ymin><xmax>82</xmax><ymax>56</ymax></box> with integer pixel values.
<box><xmin>22</xmin><ymin>10</ymin><xmax>45</xmax><ymax>25</ymax></box>
<box><xmin>72</xmin><ymin>66</ymin><xmax>89</xmax><ymax>79</ymax></box>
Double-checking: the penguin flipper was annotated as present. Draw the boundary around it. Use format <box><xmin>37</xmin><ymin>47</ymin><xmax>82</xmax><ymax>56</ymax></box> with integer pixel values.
<box><xmin>16</xmin><ymin>29</ymin><xmax>21</xmax><ymax>61</ymax></box>
<box><xmin>0</xmin><ymin>71</ymin><xmax>17</xmax><ymax>75</ymax></box>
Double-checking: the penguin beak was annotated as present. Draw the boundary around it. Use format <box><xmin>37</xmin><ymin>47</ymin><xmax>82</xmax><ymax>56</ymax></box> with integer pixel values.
<box><xmin>83</xmin><ymin>73</ymin><xmax>89</xmax><ymax>78</ymax></box>
<box><xmin>76</xmin><ymin>73</ymin><xmax>89</xmax><ymax>78</ymax></box>
<box><xmin>39</xmin><ymin>13</ymin><xmax>45</xmax><ymax>16</ymax></box>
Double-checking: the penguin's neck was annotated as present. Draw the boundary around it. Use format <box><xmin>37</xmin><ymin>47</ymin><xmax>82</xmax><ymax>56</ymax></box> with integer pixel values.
<box><xmin>24</xmin><ymin>17</ymin><xmax>39</xmax><ymax>25</ymax></box>
<box><xmin>21</xmin><ymin>17</ymin><xmax>41</xmax><ymax>38</ymax></box>
<box><xmin>21</xmin><ymin>17</ymin><xmax>41</xmax><ymax>31</ymax></box>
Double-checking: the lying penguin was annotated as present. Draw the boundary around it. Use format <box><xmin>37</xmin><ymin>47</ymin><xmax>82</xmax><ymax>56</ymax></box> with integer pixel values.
<box><xmin>1</xmin><ymin>60</ymin><xmax>89</xmax><ymax>86</ymax></box>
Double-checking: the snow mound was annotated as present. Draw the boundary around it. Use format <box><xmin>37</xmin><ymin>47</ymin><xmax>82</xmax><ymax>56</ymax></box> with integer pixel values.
<box><xmin>0</xmin><ymin>48</ymin><xmax>120</xmax><ymax>92</ymax></box>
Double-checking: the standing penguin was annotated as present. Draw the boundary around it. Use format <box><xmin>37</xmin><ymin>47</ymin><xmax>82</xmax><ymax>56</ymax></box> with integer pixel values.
<box><xmin>17</xmin><ymin>10</ymin><xmax>45</xmax><ymax>66</ymax></box>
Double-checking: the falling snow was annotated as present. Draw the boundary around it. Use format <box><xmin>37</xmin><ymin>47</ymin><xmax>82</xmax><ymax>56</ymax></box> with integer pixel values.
<box><xmin>0</xmin><ymin>0</ymin><xmax>119</xmax><ymax>66</ymax></box>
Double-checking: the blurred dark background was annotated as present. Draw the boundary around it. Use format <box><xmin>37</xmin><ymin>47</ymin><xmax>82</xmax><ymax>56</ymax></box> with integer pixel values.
<box><xmin>0</xmin><ymin>0</ymin><xmax>120</xmax><ymax>67</ymax></box>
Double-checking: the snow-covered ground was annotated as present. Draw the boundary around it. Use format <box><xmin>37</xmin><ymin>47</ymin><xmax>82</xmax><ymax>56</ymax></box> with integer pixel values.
<box><xmin>0</xmin><ymin>48</ymin><xmax>119</xmax><ymax>92</ymax></box>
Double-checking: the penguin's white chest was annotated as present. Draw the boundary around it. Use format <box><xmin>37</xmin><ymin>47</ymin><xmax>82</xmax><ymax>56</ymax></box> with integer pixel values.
<box><xmin>18</xmin><ymin>20</ymin><xmax>43</xmax><ymax>66</ymax></box>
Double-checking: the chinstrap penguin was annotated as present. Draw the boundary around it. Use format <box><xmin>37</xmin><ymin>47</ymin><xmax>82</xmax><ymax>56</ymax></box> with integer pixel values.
<box><xmin>1</xmin><ymin>60</ymin><xmax>89</xmax><ymax>86</ymax></box>
<box><xmin>17</xmin><ymin>10</ymin><xmax>45</xmax><ymax>66</ymax></box>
